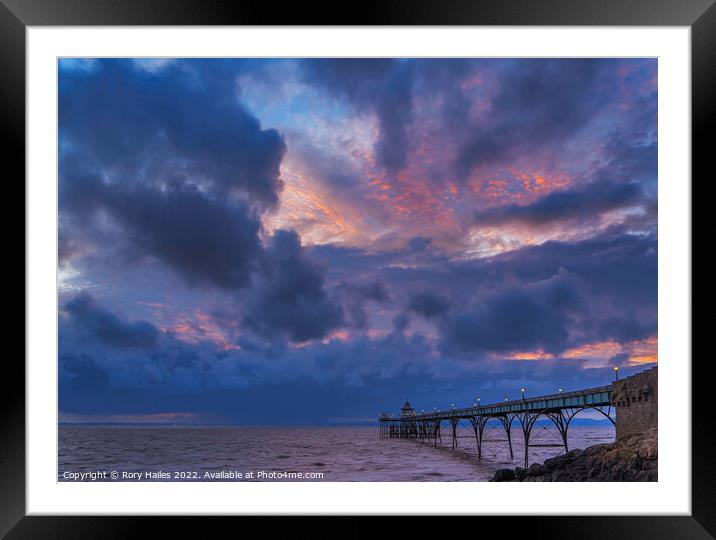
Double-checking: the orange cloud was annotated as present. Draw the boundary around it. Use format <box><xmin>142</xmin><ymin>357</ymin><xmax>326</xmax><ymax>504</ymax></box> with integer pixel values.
<box><xmin>498</xmin><ymin>336</ymin><xmax>658</xmax><ymax>366</ymax></box>
<box><xmin>562</xmin><ymin>341</ymin><xmax>623</xmax><ymax>360</ymax></box>
<box><xmin>563</xmin><ymin>337</ymin><xmax>658</xmax><ymax>366</ymax></box>
<box><xmin>627</xmin><ymin>336</ymin><xmax>658</xmax><ymax>365</ymax></box>
<box><xmin>502</xmin><ymin>350</ymin><xmax>555</xmax><ymax>361</ymax></box>
<box><xmin>264</xmin><ymin>167</ymin><xmax>366</xmax><ymax>246</ymax></box>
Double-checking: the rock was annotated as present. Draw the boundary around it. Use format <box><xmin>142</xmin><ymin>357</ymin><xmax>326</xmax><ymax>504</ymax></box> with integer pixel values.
<box><xmin>491</xmin><ymin>468</ymin><xmax>516</xmax><ymax>482</ymax></box>
<box><xmin>542</xmin><ymin>456</ymin><xmax>559</xmax><ymax>471</ymax></box>
<box><xmin>637</xmin><ymin>440</ymin><xmax>657</xmax><ymax>459</ymax></box>
<box><xmin>627</xmin><ymin>435</ymin><xmax>641</xmax><ymax>446</ymax></box>
<box><xmin>526</xmin><ymin>463</ymin><xmax>545</xmax><ymax>477</ymax></box>
<box><xmin>585</xmin><ymin>444</ymin><xmax>609</xmax><ymax>456</ymax></box>
<box><xmin>488</xmin><ymin>431</ymin><xmax>658</xmax><ymax>482</ymax></box>
<box><xmin>634</xmin><ymin>470</ymin><xmax>655</xmax><ymax>481</ymax></box>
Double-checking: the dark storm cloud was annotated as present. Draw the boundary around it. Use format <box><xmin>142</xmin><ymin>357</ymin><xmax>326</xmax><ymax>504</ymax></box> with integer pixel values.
<box><xmin>317</xmin><ymin>225</ymin><xmax>655</xmax><ymax>322</ymax></box>
<box><xmin>60</xmin><ymin>354</ymin><xmax>110</xmax><ymax>389</ymax></box>
<box><xmin>314</xmin><ymin>228</ymin><xmax>656</xmax><ymax>355</ymax></box>
<box><xmin>587</xmin><ymin>92</ymin><xmax>657</xmax><ymax>198</ymax></box>
<box><xmin>300</xmin><ymin>59</ymin><xmax>415</xmax><ymax>176</ymax></box>
<box><xmin>59</xmin><ymin>59</ymin><xmax>286</xmax><ymax>207</ymax></box>
<box><xmin>599</xmin><ymin>139</ymin><xmax>657</xmax><ymax>188</ymax></box>
<box><xmin>442</xmin><ymin>232</ymin><xmax>657</xmax><ymax>352</ymax></box>
<box><xmin>110</xmin><ymin>187</ymin><xmax>262</xmax><ymax>290</ymax></box>
<box><xmin>337</xmin><ymin>280</ymin><xmax>390</xmax><ymax>329</ymax></box>
<box><xmin>354</xmin><ymin>281</ymin><xmax>390</xmax><ymax>302</ymax></box>
<box><xmin>59</xmin><ymin>355</ymin><xmax>111</xmax><ymax>410</ymax></box>
<box><xmin>59</xmin><ymin>59</ymin><xmax>288</xmax><ymax>290</ymax></box>
<box><xmin>441</xmin><ymin>270</ymin><xmax>585</xmax><ymax>355</ymax></box>
<box><xmin>596</xmin><ymin>317</ymin><xmax>655</xmax><ymax>344</ymax></box>
<box><xmin>449</xmin><ymin>229</ymin><xmax>657</xmax><ymax>307</ymax></box>
<box><xmin>609</xmin><ymin>352</ymin><xmax>633</xmax><ymax>368</ymax></box>
<box><xmin>62</xmin><ymin>175</ymin><xmax>263</xmax><ymax>290</ymax></box>
<box><xmin>392</xmin><ymin>313</ymin><xmax>411</xmax><ymax>334</ymax></box>
<box><xmin>473</xmin><ymin>180</ymin><xmax>643</xmax><ymax>227</ymax></box>
<box><xmin>59</xmin><ymin>60</ymin><xmax>343</xmax><ymax>323</ymax></box>
<box><xmin>242</xmin><ymin>230</ymin><xmax>344</xmax><ymax>342</ymax></box>
<box><xmin>454</xmin><ymin>59</ymin><xmax>611</xmax><ymax>179</ymax></box>
<box><xmin>64</xmin><ymin>293</ymin><xmax>160</xmax><ymax>349</ymax></box>
<box><xmin>373</xmin><ymin>62</ymin><xmax>415</xmax><ymax>174</ymax></box>
<box><xmin>407</xmin><ymin>236</ymin><xmax>432</xmax><ymax>252</ymax></box>
<box><xmin>593</xmin><ymin>93</ymin><xmax>657</xmax><ymax>192</ymax></box>
<box><xmin>59</xmin><ymin>70</ymin><xmax>344</xmax><ymax>343</ymax></box>
<box><xmin>408</xmin><ymin>291</ymin><xmax>450</xmax><ymax>319</ymax></box>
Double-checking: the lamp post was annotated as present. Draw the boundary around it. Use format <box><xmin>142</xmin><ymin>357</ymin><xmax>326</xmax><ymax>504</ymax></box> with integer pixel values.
<box><xmin>614</xmin><ymin>366</ymin><xmax>620</xmax><ymax>381</ymax></box>
<box><xmin>521</xmin><ymin>386</ymin><xmax>526</xmax><ymax>400</ymax></box>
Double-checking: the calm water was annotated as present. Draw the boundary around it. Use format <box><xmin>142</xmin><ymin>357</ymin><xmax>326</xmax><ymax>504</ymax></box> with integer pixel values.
<box><xmin>59</xmin><ymin>424</ymin><xmax>614</xmax><ymax>482</ymax></box>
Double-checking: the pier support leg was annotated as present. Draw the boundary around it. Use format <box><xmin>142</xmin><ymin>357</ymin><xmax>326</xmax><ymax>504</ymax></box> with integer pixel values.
<box><xmin>548</xmin><ymin>409</ymin><xmax>584</xmax><ymax>455</ymax></box>
<box><xmin>469</xmin><ymin>416</ymin><xmax>487</xmax><ymax>460</ymax></box>
<box><xmin>517</xmin><ymin>412</ymin><xmax>541</xmax><ymax>469</ymax></box>
<box><xmin>450</xmin><ymin>418</ymin><xmax>459</xmax><ymax>451</ymax></box>
<box><xmin>498</xmin><ymin>415</ymin><xmax>514</xmax><ymax>460</ymax></box>
<box><xmin>557</xmin><ymin>412</ymin><xmax>570</xmax><ymax>453</ymax></box>
<box><xmin>477</xmin><ymin>425</ymin><xmax>483</xmax><ymax>459</ymax></box>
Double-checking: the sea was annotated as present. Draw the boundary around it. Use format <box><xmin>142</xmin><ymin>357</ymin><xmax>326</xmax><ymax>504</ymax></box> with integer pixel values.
<box><xmin>58</xmin><ymin>424</ymin><xmax>614</xmax><ymax>482</ymax></box>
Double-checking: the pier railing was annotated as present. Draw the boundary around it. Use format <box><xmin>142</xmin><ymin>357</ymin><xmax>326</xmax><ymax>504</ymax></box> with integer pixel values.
<box><xmin>411</xmin><ymin>385</ymin><xmax>612</xmax><ymax>420</ymax></box>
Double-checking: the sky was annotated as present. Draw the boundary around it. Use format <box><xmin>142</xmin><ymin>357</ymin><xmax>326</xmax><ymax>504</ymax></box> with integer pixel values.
<box><xmin>58</xmin><ymin>58</ymin><xmax>657</xmax><ymax>425</ymax></box>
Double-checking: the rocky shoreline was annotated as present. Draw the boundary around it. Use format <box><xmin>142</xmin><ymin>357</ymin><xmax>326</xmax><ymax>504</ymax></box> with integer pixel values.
<box><xmin>490</xmin><ymin>428</ymin><xmax>657</xmax><ymax>482</ymax></box>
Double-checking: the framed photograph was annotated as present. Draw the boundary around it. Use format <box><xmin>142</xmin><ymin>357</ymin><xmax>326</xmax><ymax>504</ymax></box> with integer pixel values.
<box><xmin>6</xmin><ymin>0</ymin><xmax>710</xmax><ymax>536</ymax></box>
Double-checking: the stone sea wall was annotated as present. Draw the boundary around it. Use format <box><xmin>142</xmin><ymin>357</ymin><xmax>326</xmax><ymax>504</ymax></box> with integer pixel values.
<box><xmin>612</xmin><ymin>366</ymin><xmax>658</xmax><ymax>442</ymax></box>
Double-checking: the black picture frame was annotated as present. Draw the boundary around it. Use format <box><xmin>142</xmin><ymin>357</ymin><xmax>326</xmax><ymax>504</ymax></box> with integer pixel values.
<box><xmin>4</xmin><ymin>0</ymin><xmax>710</xmax><ymax>536</ymax></box>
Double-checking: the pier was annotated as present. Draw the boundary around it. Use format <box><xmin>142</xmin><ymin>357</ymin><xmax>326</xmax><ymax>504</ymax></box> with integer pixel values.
<box><xmin>378</xmin><ymin>366</ymin><xmax>657</xmax><ymax>468</ymax></box>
